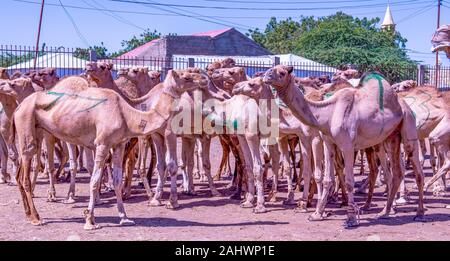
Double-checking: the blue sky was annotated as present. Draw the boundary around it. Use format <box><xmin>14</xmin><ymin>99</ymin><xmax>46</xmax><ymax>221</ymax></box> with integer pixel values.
<box><xmin>1</xmin><ymin>0</ymin><xmax>449</xmax><ymax>65</ymax></box>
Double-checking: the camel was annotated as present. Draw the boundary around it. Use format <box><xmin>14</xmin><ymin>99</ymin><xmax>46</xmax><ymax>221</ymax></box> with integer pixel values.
<box><xmin>262</xmin><ymin>65</ymin><xmax>425</xmax><ymax>227</ymax></box>
<box><xmin>0</xmin><ymin>68</ymin><xmax>9</xmax><ymax>80</ymax></box>
<box><xmin>431</xmin><ymin>24</ymin><xmax>450</xmax><ymax>58</ymax></box>
<box><xmin>7</xmin><ymin>64</ymin><xmax>208</xmax><ymax>229</ymax></box>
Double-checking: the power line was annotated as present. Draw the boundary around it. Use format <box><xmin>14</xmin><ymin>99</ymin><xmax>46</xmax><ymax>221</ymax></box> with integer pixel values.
<box><xmin>57</xmin><ymin>0</ymin><xmax>90</xmax><ymax>47</ymax></box>
<box><xmin>11</xmin><ymin>0</ymin><xmax>435</xmax><ymax>20</ymax></box>
<box><xmin>396</xmin><ymin>3</ymin><xmax>436</xmax><ymax>24</ymax></box>
<box><xmin>110</xmin><ymin>0</ymin><xmax>432</xmax><ymax>11</ymax></box>
<box><xmin>139</xmin><ymin>0</ymin><xmax>252</xmax><ymax>30</ymax></box>
<box><xmin>81</xmin><ymin>0</ymin><xmax>146</xmax><ymax>30</ymax></box>
<box><xmin>202</xmin><ymin>0</ymin><xmax>388</xmax><ymax>4</ymax></box>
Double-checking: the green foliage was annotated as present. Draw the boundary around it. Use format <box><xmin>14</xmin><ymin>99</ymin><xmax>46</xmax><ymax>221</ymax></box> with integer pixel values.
<box><xmin>249</xmin><ymin>12</ymin><xmax>417</xmax><ymax>82</ymax></box>
<box><xmin>74</xmin><ymin>42</ymin><xmax>109</xmax><ymax>60</ymax></box>
<box><xmin>110</xmin><ymin>29</ymin><xmax>161</xmax><ymax>57</ymax></box>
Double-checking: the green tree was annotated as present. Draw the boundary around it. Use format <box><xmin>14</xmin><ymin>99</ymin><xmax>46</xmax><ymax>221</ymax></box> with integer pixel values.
<box><xmin>111</xmin><ymin>29</ymin><xmax>161</xmax><ymax>57</ymax></box>
<box><xmin>249</xmin><ymin>12</ymin><xmax>417</xmax><ymax>82</ymax></box>
<box><xmin>74</xmin><ymin>42</ymin><xmax>109</xmax><ymax>60</ymax></box>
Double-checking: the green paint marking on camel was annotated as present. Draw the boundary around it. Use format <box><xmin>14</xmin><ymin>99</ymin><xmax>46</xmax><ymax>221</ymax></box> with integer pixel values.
<box><xmin>45</xmin><ymin>91</ymin><xmax>108</xmax><ymax>113</ymax></box>
<box><xmin>362</xmin><ymin>73</ymin><xmax>385</xmax><ymax>112</ymax></box>
<box><xmin>324</xmin><ymin>92</ymin><xmax>334</xmax><ymax>99</ymax></box>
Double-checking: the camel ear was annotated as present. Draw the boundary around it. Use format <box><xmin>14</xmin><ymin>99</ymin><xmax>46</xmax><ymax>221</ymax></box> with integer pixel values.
<box><xmin>142</xmin><ymin>67</ymin><xmax>149</xmax><ymax>74</ymax></box>
<box><xmin>286</xmin><ymin>66</ymin><xmax>294</xmax><ymax>74</ymax></box>
<box><xmin>170</xmin><ymin>70</ymin><xmax>178</xmax><ymax>79</ymax></box>
<box><xmin>106</xmin><ymin>63</ymin><xmax>114</xmax><ymax>70</ymax></box>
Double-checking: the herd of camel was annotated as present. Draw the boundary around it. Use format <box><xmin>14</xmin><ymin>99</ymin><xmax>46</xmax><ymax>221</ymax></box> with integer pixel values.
<box><xmin>0</xmin><ymin>54</ymin><xmax>450</xmax><ymax>230</ymax></box>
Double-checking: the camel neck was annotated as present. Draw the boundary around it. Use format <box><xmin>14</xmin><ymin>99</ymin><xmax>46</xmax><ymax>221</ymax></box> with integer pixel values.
<box><xmin>0</xmin><ymin>94</ymin><xmax>18</xmax><ymax>118</ymax></box>
<box><xmin>273</xmin><ymin>77</ymin><xmax>324</xmax><ymax>132</ymax></box>
<box><xmin>98</xmin><ymin>77</ymin><xmax>133</xmax><ymax>105</ymax></box>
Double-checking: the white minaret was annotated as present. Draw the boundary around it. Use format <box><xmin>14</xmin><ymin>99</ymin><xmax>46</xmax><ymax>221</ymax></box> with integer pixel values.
<box><xmin>381</xmin><ymin>4</ymin><xmax>396</xmax><ymax>32</ymax></box>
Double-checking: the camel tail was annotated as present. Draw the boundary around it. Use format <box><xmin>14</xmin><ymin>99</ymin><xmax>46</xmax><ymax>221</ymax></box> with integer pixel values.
<box><xmin>9</xmin><ymin>115</ymin><xmax>16</xmax><ymax>145</ymax></box>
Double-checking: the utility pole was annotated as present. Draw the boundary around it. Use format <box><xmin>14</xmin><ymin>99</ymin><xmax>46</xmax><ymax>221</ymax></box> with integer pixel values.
<box><xmin>33</xmin><ymin>0</ymin><xmax>45</xmax><ymax>69</ymax></box>
<box><xmin>435</xmin><ymin>0</ymin><xmax>441</xmax><ymax>88</ymax></box>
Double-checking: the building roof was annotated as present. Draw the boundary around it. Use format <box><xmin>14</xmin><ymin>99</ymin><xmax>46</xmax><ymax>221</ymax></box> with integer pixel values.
<box><xmin>7</xmin><ymin>52</ymin><xmax>88</xmax><ymax>69</ymax></box>
<box><xmin>381</xmin><ymin>5</ymin><xmax>395</xmax><ymax>27</ymax></box>
<box><xmin>190</xmin><ymin>28</ymin><xmax>232</xmax><ymax>38</ymax></box>
<box><xmin>118</xmin><ymin>28</ymin><xmax>238</xmax><ymax>58</ymax></box>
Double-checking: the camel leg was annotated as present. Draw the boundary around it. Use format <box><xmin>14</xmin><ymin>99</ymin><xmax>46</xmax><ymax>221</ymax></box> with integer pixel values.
<box><xmin>340</xmin><ymin>147</ymin><xmax>359</xmax><ymax>227</ymax></box>
<box><xmin>138</xmin><ymin>137</ymin><xmax>153</xmax><ymax>200</ymax></box>
<box><xmin>83</xmin><ymin>148</ymin><xmax>94</xmax><ymax>176</ymax></box>
<box><xmin>266</xmin><ymin>143</ymin><xmax>280</xmax><ymax>202</ymax></box>
<box><xmin>309</xmin><ymin>140</ymin><xmax>335</xmax><ymax>221</ymax></box>
<box><xmin>196</xmin><ymin>138</ymin><xmax>207</xmax><ymax>182</ymax></box>
<box><xmin>31</xmin><ymin>140</ymin><xmax>42</xmax><ymax>194</ymax></box>
<box><xmin>297</xmin><ymin>137</ymin><xmax>313</xmax><ymax>212</ymax></box>
<box><xmin>165</xmin><ymin>132</ymin><xmax>180</xmax><ymax>209</ymax></box>
<box><xmin>19</xmin><ymin>156</ymin><xmax>41</xmax><ymax>225</ymax></box>
<box><xmin>237</xmin><ymin>135</ymin><xmax>255</xmax><ymax>209</ymax></box>
<box><xmin>395</xmin><ymin>155</ymin><xmax>409</xmax><ymax>205</ymax></box>
<box><xmin>245</xmin><ymin>135</ymin><xmax>265</xmax><ymax>213</ymax></box>
<box><xmin>312</xmin><ymin>135</ymin><xmax>323</xmax><ymax>202</ymax></box>
<box><xmin>0</xmin><ymin>134</ymin><xmax>9</xmax><ymax>184</ymax></box>
<box><xmin>419</xmin><ymin>139</ymin><xmax>426</xmax><ymax>167</ymax></box>
<box><xmin>181</xmin><ymin>137</ymin><xmax>196</xmax><ymax>195</ymax></box>
<box><xmin>63</xmin><ymin>143</ymin><xmax>78</xmax><ymax>204</ymax></box>
<box><xmin>278</xmin><ymin>137</ymin><xmax>294</xmax><ymax>205</ymax></box>
<box><xmin>78</xmin><ymin>146</ymin><xmax>84</xmax><ymax>170</ymax></box>
<box><xmin>149</xmin><ymin>134</ymin><xmax>166</xmax><ymax>206</ymax></box>
<box><xmin>84</xmin><ymin>144</ymin><xmax>109</xmax><ymax>230</ymax></box>
<box><xmin>430</xmin><ymin>141</ymin><xmax>437</xmax><ymax>174</ymax></box>
<box><xmin>200</xmin><ymin>136</ymin><xmax>220</xmax><ymax>196</ymax></box>
<box><xmin>111</xmin><ymin>144</ymin><xmax>134</xmax><ymax>226</ymax></box>
<box><xmin>214</xmin><ymin>137</ymin><xmax>230</xmax><ymax>181</ymax></box>
<box><xmin>44</xmin><ymin>135</ymin><xmax>57</xmax><ymax>202</ymax></box>
<box><xmin>376</xmin><ymin>131</ymin><xmax>402</xmax><ymax>219</ymax></box>
<box><xmin>361</xmin><ymin>147</ymin><xmax>378</xmax><ymax>210</ymax></box>
<box><xmin>359</xmin><ymin>150</ymin><xmax>365</xmax><ymax>175</ymax></box>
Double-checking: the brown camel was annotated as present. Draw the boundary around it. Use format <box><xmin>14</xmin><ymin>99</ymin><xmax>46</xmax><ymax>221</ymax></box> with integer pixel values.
<box><xmin>6</xmin><ymin>65</ymin><xmax>208</xmax><ymax>229</ymax></box>
<box><xmin>263</xmin><ymin>65</ymin><xmax>425</xmax><ymax>227</ymax></box>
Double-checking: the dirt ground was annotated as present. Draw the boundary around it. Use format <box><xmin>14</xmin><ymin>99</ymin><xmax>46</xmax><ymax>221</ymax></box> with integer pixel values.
<box><xmin>1</xmin><ymin>137</ymin><xmax>449</xmax><ymax>241</ymax></box>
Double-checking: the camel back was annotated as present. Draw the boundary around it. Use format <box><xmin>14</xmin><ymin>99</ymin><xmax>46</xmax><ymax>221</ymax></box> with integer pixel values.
<box><xmin>359</xmin><ymin>72</ymin><xmax>388</xmax><ymax>112</ymax></box>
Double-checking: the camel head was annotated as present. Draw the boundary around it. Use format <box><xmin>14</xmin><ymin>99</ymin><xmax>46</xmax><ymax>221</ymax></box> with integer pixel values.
<box><xmin>148</xmin><ymin>70</ymin><xmax>162</xmax><ymax>86</ymax></box>
<box><xmin>332</xmin><ymin>69</ymin><xmax>360</xmax><ymax>81</ymax></box>
<box><xmin>0</xmin><ymin>77</ymin><xmax>35</xmax><ymax>100</ymax></box>
<box><xmin>0</xmin><ymin>68</ymin><xmax>9</xmax><ymax>80</ymax></box>
<box><xmin>232</xmin><ymin>77</ymin><xmax>265</xmax><ymax>99</ymax></box>
<box><xmin>35</xmin><ymin>68</ymin><xmax>59</xmax><ymax>89</ymax></box>
<box><xmin>431</xmin><ymin>24</ymin><xmax>450</xmax><ymax>58</ymax></box>
<box><xmin>163</xmin><ymin>68</ymin><xmax>209</xmax><ymax>97</ymax></box>
<box><xmin>263</xmin><ymin>65</ymin><xmax>294</xmax><ymax>90</ymax></box>
<box><xmin>85</xmin><ymin>61</ymin><xmax>114</xmax><ymax>85</ymax></box>
<box><xmin>211</xmin><ymin>67</ymin><xmax>246</xmax><ymax>92</ymax></box>
<box><xmin>10</xmin><ymin>70</ymin><xmax>23</xmax><ymax>80</ymax></box>
<box><xmin>392</xmin><ymin>80</ymin><xmax>417</xmax><ymax>92</ymax></box>
<box><xmin>206</xmin><ymin>58</ymin><xmax>237</xmax><ymax>76</ymax></box>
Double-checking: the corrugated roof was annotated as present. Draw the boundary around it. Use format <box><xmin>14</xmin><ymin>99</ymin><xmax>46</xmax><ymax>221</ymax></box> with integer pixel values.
<box><xmin>7</xmin><ymin>52</ymin><xmax>88</xmax><ymax>69</ymax></box>
<box><xmin>118</xmin><ymin>39</ymin><xmax>160</xmax><ymax>58</ymax></box>
<box><xmin>190</xmin><ymin>28</ymin><xmax>232</xmax><ymax>38</ymax></box>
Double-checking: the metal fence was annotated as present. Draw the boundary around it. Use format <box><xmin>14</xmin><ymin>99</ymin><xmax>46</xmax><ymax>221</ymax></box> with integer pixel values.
<box><xmin>1</xmin><ymin>44</ymin><xmax>450</xmax><ymax>90</ymax></box>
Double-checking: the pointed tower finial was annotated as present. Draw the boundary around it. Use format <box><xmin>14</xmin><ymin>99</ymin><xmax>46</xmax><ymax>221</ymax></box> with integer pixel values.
<box><xmin>381</xmin><ymin>4</ymin><xmax>396</xmax><ymax>32</ymax></box>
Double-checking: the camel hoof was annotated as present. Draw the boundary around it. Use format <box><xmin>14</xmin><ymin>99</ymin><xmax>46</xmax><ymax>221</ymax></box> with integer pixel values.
<box><xmin>253</xmin><ymin>205</ymin><xmax>267</xmax><ymax>214</ymax></box>
<box><xmin>63</xmin><ymin>197</ymin><xmax>76</xmax><ymax>204</ymax></box>
<box><xmin>211</xmin><ymin>190</ymin><xmax>221</xmax><ymax>197</ymax></box>
<box><xmin>148</xmin><ymin>199</ymin><xmax>163</xmax><ymax>207</ymax></box>
<box><xmin>360</xmin><ymin>203</ymin><xmax>373</xmax><ymax>211</ymax></box>
<box><xmin>229</xmin><ymin>192</ymin><xmax>242</xmax><ymax>200</ymax></box>
<box><xmin>283</xmin><ymin>199</ymin><xmax>297</xmax><ymax>206</ymax></box>
<box><xmin>165</xmin><ymin>201</ymin><xmax>180</xmax><ymax>209</ymax></box>
<box><xmin>294</xmin><ymin>206</ymin><xmax>308</xmax><ymax>213</ymax></box>
<box><xmin>120</xmin><ymin>218</ymin><xmax>135</xmax><ymax>226</ymax></box>
<box><xmin>122</xmin><ymin>192</ymin><xmax>132</xmax><ymax>200</ymax></box>
<box><xmin>344</xmin><ymin>218</ymin><xmax>359</xmax><ymax>228</ymax></box>
<box><xmin>39</xmin><ymin>173</ymin><xmax>49</xmax><ymax>180</ymax></box>
<box><xmin>240</xmin><ymin>201</ymin><xmax>254</xmax><ymax>208</ymax></box>
<box><xmin>376</xmin><ymin>212</ymin><xmax>390</xmax><ymax>219</ymax></box>
<box><xmin>395</xmin><ymin>197</ymin><xmax>407</xmax><ymax>205</ymax></box>
<box><xmin>47</xmin><ymin>195</ymin><xmax>57</xmax><ymax>203</ymax></box>
<box><xmin>84</xmin><ymin>223</ymin><xmax>101</xmax><ymax>230</ymax></box>
<box><xmin>182</xmin><ymin>190</ymin><xmax>197</xmax><ymax>196</ymax></box>
<box><xmin>308</xmin><ymin>213</ymin><xmax>324</xmax><ymax>221</ymax></box>
<box><xmin>30</xmin><ymin>219</ymin><xmax>43</xmax><ymax>226</ymax></box>
<box><xmin>413</xmin><ymin>215</ymin><xmax>427</xmax><ymax>223</ymax></box>
<box><xmin>104</xmin><ymin>187</ymin><xmax>115</xmax><ymax>193</ymax></box>
<box><xmin>7</xmin><ymin>181</ymin><xmax>17</xmax><ymax>186</ymax></box>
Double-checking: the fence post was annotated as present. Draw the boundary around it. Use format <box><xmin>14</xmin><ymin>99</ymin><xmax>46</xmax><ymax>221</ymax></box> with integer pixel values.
<box><xmin>273</xmin><ymin>56</ymin><xmax>280</xmax><ymax>66</ymax></box>
<box><xmin>89</xmin><ymin>50</ymin><xmax>97</xmax><ymax>62</ymax></box>
<box><xmin>188</xmin><ymin>58</ymin><xmax>195</xmax><ymax>68</ymax></box>
<box><xmin>417</xmin><ymin>64</ymin><xmax>425</xmax><ymax>86</ymax></box>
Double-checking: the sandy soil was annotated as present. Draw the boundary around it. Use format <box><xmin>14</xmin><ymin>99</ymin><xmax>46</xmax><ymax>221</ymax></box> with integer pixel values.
<box><xmin>0</xmin><ymin>137</ymin><xmax>449</xmax><ymax>241</ymax></box>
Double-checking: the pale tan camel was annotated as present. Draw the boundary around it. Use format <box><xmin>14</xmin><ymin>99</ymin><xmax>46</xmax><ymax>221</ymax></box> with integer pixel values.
<box><xmin>263</xmin><ymin>65</ymin><xmax>425</xmax><ymax>227</ymax></box>
<box><xmin>7</xmin><ymin>65</ymin><xmax>208</xmax><ymax>229</ymax></box>
<box><xmin>0</xmin><ymin>68</ymin><xmax>9</xmax><ymax>80</ymax></box>
<box><xmin>431</xmin><ymin>24</ymin><xmax>450</xmax><ymax>58</ymax></box>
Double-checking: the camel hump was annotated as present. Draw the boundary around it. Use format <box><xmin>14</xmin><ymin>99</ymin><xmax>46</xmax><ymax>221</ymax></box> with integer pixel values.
<box><xmin>359</xmin><ymin>72</ymin><xmax>387</xmax><ymax>87</ymax></box>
